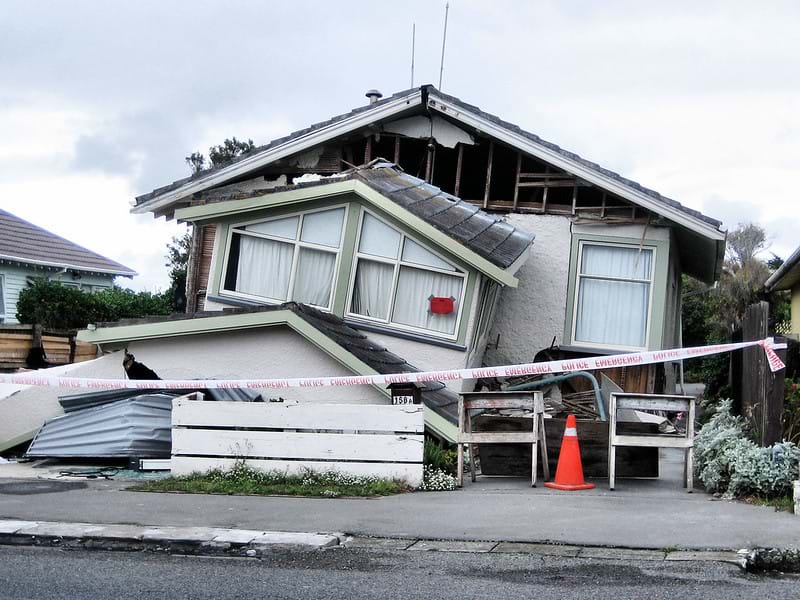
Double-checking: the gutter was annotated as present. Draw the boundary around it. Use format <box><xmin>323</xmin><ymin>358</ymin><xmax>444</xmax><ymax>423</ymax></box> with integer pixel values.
<box><xmin>0</xmin><ymin>255</ymin><xmax>136</xmax><ymax>278</ymax></box>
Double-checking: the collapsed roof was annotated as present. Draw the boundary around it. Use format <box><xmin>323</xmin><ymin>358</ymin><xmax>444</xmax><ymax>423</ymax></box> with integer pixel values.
<box><xmin>78</xmin><ymin>302</ymin><xmax>460</xmax><ymax>434</ymax></box>
<box><xmin>132</xmin><ymin>85</ymin><xmax>725</xmax><ymax>282</ymax></box>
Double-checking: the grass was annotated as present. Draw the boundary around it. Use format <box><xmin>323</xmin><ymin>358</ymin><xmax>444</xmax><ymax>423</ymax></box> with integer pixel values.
<box><xmin>741</xmin><ymin>494</ymin><xmax>795</xmax><ymax>513</ymax></box>
<box><xmin>127</xmin><ymin>463</ymin><xmax>411</xmax><ymax>498</ymax></box>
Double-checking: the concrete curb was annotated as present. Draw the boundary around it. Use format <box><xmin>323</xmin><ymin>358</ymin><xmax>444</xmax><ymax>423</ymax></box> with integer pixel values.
<box><xmin>0</xmin><ymin>519</ymin><xmax>770</xmax><ymax>569</ymax></box>
<box><xmin>0</xmin><ymin>519</ymin><xmax>342</xmax><ymax>558</ymax></box>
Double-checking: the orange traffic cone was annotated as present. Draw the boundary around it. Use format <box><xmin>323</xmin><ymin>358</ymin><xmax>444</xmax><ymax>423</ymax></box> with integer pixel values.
<box><xmin>544</xmin><ymin>414</ymin><xmax>595</xmax><ymax>491</ymax></box>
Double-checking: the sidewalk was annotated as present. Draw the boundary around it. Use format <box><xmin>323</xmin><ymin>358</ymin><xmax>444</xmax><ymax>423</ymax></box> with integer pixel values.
<box><xmin>1</xmin><ymin>450</ymin><xmax>798</xmax><ymax>554</ymax></box>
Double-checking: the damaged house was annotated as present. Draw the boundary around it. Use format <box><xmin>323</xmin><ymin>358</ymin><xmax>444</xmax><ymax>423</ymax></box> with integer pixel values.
<box><xmin>81</xmin><ymin>85</ymin><xmax>725</xmax><ymax>441</ymax></box>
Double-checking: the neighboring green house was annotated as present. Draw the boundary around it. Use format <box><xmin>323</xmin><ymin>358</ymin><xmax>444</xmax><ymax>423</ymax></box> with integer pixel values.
<box><xmin>0</xmin><ymin>208</ymin><xmax>137</xmax><ymax>324</ymax></box>
<box><xmin>765</xmin><ymin>245</ymin><xmax>800</xmax><ymax>337</ymax></box>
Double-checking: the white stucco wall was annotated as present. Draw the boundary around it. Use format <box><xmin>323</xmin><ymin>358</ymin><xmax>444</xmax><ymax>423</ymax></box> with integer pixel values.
<box><xmin>484</xmin><ymin>214</ymin><xmax>572</xmax><ymax>367</ymax></box>
<box><xmin>123</xmin><ymin>326</ymin><xmax>387</xmax><ymax>404</ymax></box>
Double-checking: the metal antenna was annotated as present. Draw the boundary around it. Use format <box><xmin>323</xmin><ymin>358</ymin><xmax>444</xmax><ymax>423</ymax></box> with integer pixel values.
<box><xmin>438</xmin><ymin>2</ymin><xmax>449</xmax><ymax>90</ymax></box>
<box><xmin>411</xmin><ymin>23</ymin><xmax>416</xmax><ymax>87</ymax></box>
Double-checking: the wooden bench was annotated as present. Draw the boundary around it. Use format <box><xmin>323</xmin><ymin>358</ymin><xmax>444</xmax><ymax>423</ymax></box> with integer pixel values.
<box><xmin>608</xmin><ymin>393</ymin><xmax>695</xmax><ymax>492</ymax></box>
<box><xmin>457</xmin><ymin>391</ymin><xmax>549</xmax><ymax>487</ymax></box>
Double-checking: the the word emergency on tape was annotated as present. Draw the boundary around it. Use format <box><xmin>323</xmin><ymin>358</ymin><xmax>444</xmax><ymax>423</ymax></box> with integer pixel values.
<box><xmin>0</xmin><ymin>338</ymin><xmax>786</xmax><ymax>391</ymax></box>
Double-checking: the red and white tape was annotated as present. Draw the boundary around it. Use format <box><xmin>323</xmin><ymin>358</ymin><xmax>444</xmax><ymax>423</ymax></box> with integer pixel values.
<box><xmin>0</xmin><ymin>338</ymin><xmax>786</xmax><ymax>391</ymax></box>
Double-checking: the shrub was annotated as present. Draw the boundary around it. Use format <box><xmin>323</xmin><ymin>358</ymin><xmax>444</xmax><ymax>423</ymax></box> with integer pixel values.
<box><xmin>695</xmin><ymin>399</ymin><xmax>800</xmax><ymax>498</ymax></box>
<box><xmin>16</xmin><ymin>279</ymin><xmax>171</xmax><ymax>329</ymax></box>
<box><xmin>783</xmin><ymin>379</ymin><xmax>800</xmax><ymax>444</ymax></box>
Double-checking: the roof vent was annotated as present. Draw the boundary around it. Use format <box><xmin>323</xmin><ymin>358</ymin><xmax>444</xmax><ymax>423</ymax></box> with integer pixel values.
<box><xmin>365</xmin><ymin>89</ymin><xmax>383</xmax><ymax>104</ymax></box>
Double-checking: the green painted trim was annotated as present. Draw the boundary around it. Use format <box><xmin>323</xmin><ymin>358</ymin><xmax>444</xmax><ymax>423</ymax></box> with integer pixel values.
<box><xmin>332</xmin><ymin>203</ymin><xmax>363</xmax><ymax>315</ymax></box>
<box><xmin>563</xmin><ymin>232</ymin><xmax>670</xmax><ymax>351</ymax></box>
<box><xmin>175</xmin><ymin>179</ymin><xmax>518</xmax><ymax>287</ymax></box>
<box><xmin>457</xmin><ymin>269</ymin><xmax>477</xmax><ymax>344</ymax></box>
<box><xmin>176</xmin><ymin>180</ymin><xmax>357</xmax><ymax>222</ymax></box>
<box><xmin>424</xmin><ymin>406</ymin><xmax>458</xmax><ymax>443</ymax></box>
<box><xmin>209</xmin><ymin>196</ymin><xmax>480</xmax><ymax>346</ymax></box>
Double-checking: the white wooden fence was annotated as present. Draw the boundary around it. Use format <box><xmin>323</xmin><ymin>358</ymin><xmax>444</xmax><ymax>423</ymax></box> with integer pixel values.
<box><xmin>171</xmin><ymin>396</ymin><xmax>425</xmax><ymax>486</ymax></box>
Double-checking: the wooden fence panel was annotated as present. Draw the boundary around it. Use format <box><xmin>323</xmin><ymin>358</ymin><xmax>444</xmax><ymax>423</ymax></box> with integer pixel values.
<box><xmin>741</xmin><ymin>301</ymin><xmax>784</xmax><ymax>446</ymax></box>
<box><xmin>171</xmin><ymin>398</ymin><xmax>424</xmax><ymax>486</ymax></box>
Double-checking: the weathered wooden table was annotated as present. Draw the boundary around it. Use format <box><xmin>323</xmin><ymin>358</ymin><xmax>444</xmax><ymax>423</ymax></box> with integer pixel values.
<box><xmin>457</xmin><ymin>391</ymin><xmax>549</xmax><ymax>487</ymax></box>
<box><xmin>608</xmin><ymin>393</ymin><xmax>695</xmax><ymax>491</ymax></box>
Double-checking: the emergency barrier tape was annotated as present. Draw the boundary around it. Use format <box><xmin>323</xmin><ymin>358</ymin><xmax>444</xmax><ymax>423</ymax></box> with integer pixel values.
<box><xmin>0</xmin><ymin>338</ymin><xmax>786</xmax><ymax>391</ymax></box>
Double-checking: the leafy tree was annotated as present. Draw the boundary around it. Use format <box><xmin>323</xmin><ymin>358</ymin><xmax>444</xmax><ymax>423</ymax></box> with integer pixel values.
<box><xmin>165</xmin><ymin>231</ymin><xmax>191</xmax><ymax>312</ymax></box>
<box><xmin>16</xmin><ymin>279</ymin><xmax>171</xmax><ymax>330</ymax></box>
<box><xmin>682</xmin><ymin>222</ymin><xmax>790</xmax><ymax>399</ymax></box>
<box><xmin>185</xmin><ymin>137</ymin><xmax>256</xmax><ymax>174</ymax></box>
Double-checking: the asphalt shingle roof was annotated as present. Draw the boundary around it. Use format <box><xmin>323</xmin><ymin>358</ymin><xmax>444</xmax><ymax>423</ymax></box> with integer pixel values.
<box><xmin>0</xmin><ymin>208</ymin><xmax>136</xmax><ymax>276</ymax></box>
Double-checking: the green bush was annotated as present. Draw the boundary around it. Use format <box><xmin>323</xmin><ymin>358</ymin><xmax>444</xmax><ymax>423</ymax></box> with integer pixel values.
<box><xmin>695</xmin><ymin>399</ymin><xmax>800</xmax><ymax>498</ymax></box>
<box><xmin>16</xmin><ymin>279</ymin><xmax>171</xmax><ymax>330</ymax></box>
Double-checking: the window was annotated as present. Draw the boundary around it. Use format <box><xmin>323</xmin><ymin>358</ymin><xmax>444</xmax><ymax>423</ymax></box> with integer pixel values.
<box><xmin>347</xmin><ymin>210</ymin><xmax>466</xmax><ymax>338</ymax></box>
<box><xmin>572</xmin><ymin>242</ymin><xmax>654</xmax><ymax>349</ymax></box>
<box><xmin>0</xmin><ymin>275</ymin><xmax>5</xmax><ymax>323</ymax></box>
<box><xmin>222</xmin><ymin>206</ymin><xmax>346</xmax><ymax>309</ymax></box>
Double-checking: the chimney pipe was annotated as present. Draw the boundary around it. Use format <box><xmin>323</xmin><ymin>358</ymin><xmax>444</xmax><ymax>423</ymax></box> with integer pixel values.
<box><xmin>365</xmin><ymin>89</ymin><xmax>383</xmax><ymax>104</ymax></box>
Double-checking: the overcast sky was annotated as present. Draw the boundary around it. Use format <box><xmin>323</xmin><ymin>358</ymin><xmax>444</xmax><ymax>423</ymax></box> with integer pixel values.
<box><xmin>1</xmin><ymin>1</ymin><xmax>797</xmax><ymax>291</ymax></box>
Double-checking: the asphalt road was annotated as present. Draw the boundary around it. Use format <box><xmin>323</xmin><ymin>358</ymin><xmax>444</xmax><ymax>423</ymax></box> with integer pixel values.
<box><xmin>1</xmin><ymin>546</ymin><xmax>798</xmax><ymax>600</ymax></box>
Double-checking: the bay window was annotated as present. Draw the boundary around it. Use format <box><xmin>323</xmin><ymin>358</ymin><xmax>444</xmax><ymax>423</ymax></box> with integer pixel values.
<box><xmin>572</xmin><ymin>242</ymin><xmax>654</xmax><ymax>349</ymax></box>
<box><xmin>222</xmin><ymin>206</ymin><xmax>346</xmax><ymax>309</ymax></box>
<box><xmin>348</xmin><ymin>210</ymin><xmax>466</xmax><ymax>338</ymax></box>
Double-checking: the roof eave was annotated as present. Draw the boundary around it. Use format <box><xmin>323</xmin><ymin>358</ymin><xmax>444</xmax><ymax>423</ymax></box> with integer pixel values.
<box><xmin>132</xmin><ymin>90</ymin><xmax>425</xmax><ymax>216</ymax></box>
<box><xmin>0</xmin><ymin>254</ymin><xmax>136</xmax><ymax>277</ymax></box>
<box><xmin>765</xmin><ymin>244</ymin><xmax>800</xmax><ymax>291</ymax></box>
<box><xmin>427</xmin><ymin>92</ymin><xmax>726</xmax><ymax>244</ymax></box>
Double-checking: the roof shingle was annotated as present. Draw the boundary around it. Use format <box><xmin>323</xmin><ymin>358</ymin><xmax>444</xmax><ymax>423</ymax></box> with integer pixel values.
<box><xmin>0</xmin><ymin>209</ymin><xmax>136</xmax><ymax>276</ymax></box>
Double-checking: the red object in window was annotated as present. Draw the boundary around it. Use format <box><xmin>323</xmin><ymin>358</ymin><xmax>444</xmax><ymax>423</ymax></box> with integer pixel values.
<box><xmin>429</xmin><ymin>296</ymin><xmax>455</xmax><ymax>315</ymax></box>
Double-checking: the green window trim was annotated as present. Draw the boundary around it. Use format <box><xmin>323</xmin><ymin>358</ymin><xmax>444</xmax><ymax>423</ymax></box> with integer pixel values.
<box><xmin>207</xmin><ymin>197</ymin><xmax>479</xmax><ymax>346</ymax></box>
<box><xmin>343</xmin><ymin>206</ymin><xmax>469</xmax><ymax>343</ymax></box>
<box><xmin>564</xmin><ymin>233</ymin><xmax>670</xmax><ymax>352</ymax></box>
<box><xmin>218</xmin><ymin>203</ymin><xmax>350</xmax><ymax>310</ymax></box>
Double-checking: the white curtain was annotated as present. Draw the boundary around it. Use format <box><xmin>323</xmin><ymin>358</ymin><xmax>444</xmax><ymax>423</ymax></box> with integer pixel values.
<box><xmin>236</xmin><ymin>236</ymin><xmax>293</xmax><ymax>300</ymax></box>
<box><xmin>392</xmin><ymin>267</ymin><xmax>462</xmax><ymax>334</ymax></box>
<box><xmin>575</xmin><ymin>246</ymin><xmax>652</xmax><ymax>347</ymax></box>
<box><xmin>293</xmin><ymin>248</ymin><xmax>336</xmax><ymax>307</ymax></box>
<box><xmin>351</xmin><ymin>260</ymin><xmax>394</xmax><ymax>319</ymax></box>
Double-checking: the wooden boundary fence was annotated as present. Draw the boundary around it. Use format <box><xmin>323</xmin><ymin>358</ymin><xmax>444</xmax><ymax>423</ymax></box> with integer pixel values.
<box><xmin>171</xmin><ymin>396</ymin><xmax>425</xmax><ymax>486</ymax></box>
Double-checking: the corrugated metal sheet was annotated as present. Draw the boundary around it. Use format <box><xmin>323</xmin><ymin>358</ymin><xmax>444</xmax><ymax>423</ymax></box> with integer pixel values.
<box><xmin>26</xmin><ymin>394</ymin><xmax>175</xmax><ymax>458</ymax></box>
<box><xmin>59</xmin><ymin>387</ymin><xmax>262</xmax><ymax>412</ymax></box>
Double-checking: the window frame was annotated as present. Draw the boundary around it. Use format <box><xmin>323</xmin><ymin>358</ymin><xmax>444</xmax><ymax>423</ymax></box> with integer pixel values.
<box><xmin>219</xmin><ymin>203</ymin><xmax>349</xmax><ymax>311</ymax></box>
<box><xmin>569</xmin><ymin>240</ymin><xmax>656</xmax><ymax>352</ymax></box>
<box><xmin>345</xmin><ymin>207</ymin><xmax>468</xmax><ymax>341</ymax></box>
